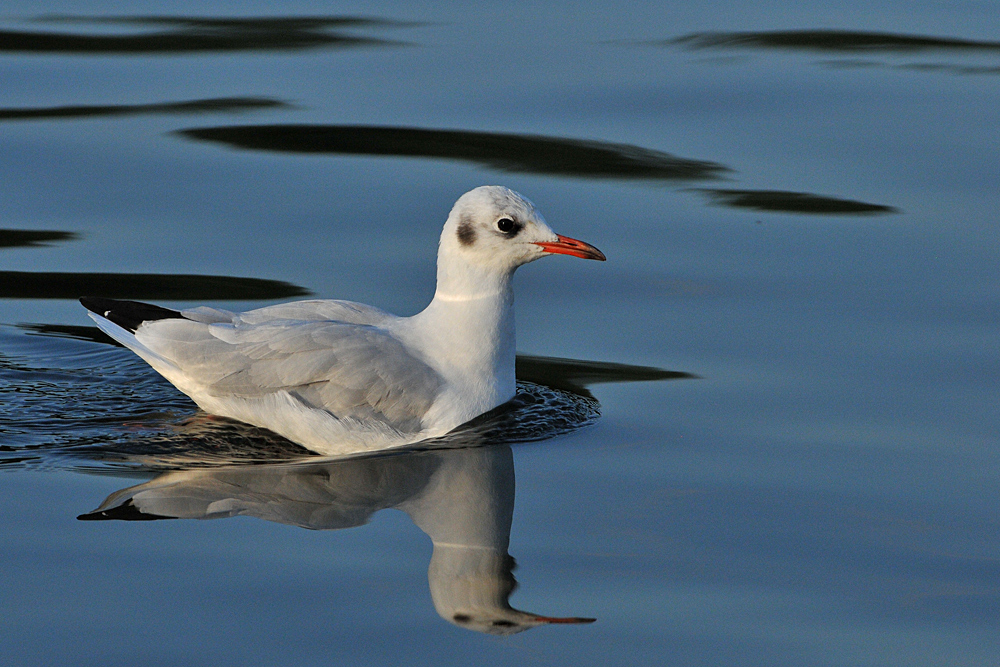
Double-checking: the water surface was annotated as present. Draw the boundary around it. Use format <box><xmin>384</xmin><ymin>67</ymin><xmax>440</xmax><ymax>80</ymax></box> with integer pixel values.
<box><xmin>2</xmin><ymin>1</ymin><xmax>998</xmax><ymax>665</ymax></box>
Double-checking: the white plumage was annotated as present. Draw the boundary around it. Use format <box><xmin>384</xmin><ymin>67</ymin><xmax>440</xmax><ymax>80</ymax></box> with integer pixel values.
<box><xmin>84</xmin><ymin>186</ymin><xmax>605</xmax><ymax>455</ymax></box>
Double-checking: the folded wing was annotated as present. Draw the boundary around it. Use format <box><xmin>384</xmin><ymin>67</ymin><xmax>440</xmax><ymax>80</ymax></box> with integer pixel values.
<box><xmin>130</xmin><ymin>302</ymin><xmax>442</xmax><ymax>434</ymax></box>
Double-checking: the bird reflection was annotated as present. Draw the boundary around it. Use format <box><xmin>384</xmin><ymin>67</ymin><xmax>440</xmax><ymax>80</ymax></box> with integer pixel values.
<box><xmin>80</xmin><ymin>443</ymin><xmax>594</xmax><ymax>635</ymax></box>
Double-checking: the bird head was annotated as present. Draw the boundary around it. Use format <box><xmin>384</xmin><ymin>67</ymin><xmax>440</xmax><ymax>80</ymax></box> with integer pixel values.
<box><xmin>439</xmin><ymin>186</ymin><xmax>605</xmax><ymax>276</ymax></box>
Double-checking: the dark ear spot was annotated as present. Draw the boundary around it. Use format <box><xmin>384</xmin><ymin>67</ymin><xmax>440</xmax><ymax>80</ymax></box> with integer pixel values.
<box><xmin>457</xmin><ymin>215</ymin><xmax>476</xmax><ymax>246</ymax></box>
<box><xmin>453</xmin><ymin>614</ymin><xmax>472</xmax><ymax>623</ymax></box>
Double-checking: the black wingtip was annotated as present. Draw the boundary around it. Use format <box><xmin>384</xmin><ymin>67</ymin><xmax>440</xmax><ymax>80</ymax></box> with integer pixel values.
<box><xmin>80</xmin><ymin>296</ymin><xmax>184</xmax><ymax>333</ymax></box>
<box><xmin>77</xmin><ymin>500</ymin><xmax>176</xmax><ymax>522</ymax></box>
<box><xmin>79</xmin><ymin>296</ymin><xmax>119</xmax><ymax>318</ymax></box>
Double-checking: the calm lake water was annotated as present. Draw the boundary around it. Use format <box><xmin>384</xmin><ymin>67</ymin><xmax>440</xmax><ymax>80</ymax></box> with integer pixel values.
<box><xmin>2</xmin><ymin>1</ymin><xmax>999</xmax><ymax>665</ymax></box>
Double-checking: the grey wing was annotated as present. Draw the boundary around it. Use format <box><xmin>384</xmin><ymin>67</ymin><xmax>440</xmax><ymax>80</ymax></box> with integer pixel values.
<box><xmin>136</xmin><ymin>317</ymin><xmax>443</xmax><ymax>433</ymax></box>
<box><xmin>182</xmin><ymin>299</ymin><xmax>394</xmax><ymax>327</ymax></box>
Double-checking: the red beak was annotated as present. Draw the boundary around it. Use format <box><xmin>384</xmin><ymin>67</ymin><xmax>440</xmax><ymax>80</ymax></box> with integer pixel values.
<box><xmin>531</xmin><ymin>615</ymin><xmax>597</xmax><ymax>624</ymax></box>
<box><xmin>535</xmin><ymin>234</ymin><xmax>606</xmax><ymax>261</ymax></box>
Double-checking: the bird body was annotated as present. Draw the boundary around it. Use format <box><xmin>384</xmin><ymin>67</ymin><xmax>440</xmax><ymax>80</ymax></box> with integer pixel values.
<box><xmin>83</xmin><ymin>186</ymin><xmax>604</xmax><ymax>455</ymax></box>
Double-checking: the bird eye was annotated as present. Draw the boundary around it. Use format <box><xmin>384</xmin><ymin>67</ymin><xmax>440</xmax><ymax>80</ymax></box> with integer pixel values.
<box><xmin>496</xmin><ymin>218</ymin><xmax>515</xmax><ymax>233</ymax></box>
<box><xmin>492</xmin><ymin>620</ymin><xmax>517</xmax><ymax>627</ymax></box>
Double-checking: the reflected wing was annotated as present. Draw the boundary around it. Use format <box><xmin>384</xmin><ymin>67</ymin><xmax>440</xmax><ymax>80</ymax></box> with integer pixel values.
<box><xmin>79</xmin><ymin>454</ymin><xmax>442</xmax><ymax>529</ymax></box>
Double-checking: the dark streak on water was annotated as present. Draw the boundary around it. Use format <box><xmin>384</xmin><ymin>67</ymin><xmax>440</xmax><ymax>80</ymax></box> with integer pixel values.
<box><xmin>0</xmin><ymin>229</ymin><xmax>79</xmax><ymax>248</ymax></box>
<box><xmin>697</xmin><ymin>189</ymin><xmax>899</xmax><ymax>215</ymax></box>
<box><xmin>177</xmin><ymin>124</ymin><xmax>731</xmax><ymax>181</ymax></box>
<box><xmin>515</xmin><ymin>354</ymin><xmax>696</xmax><ymax>398</ymax></box>
<box><xmin>821</xmin><ymin>59</ymin><xmax>1000</xmax><ymax>76</ymax></box>
<box><xmin>0</xmin><ymin>97</ymin><xmax>290</xmax><ymax>122</ymax></box>
<box><xmin>668</xmin><ymin>29</ymin><xmax>1000</xmax><ymax>53</ymax></box>
<box><xmin>0</xmin><ymin>15</ymin><xmax>416</xmax><ymax>54</ymax></box>
<box><xmin>0</xmin><ymin>271</ymin><xmax>310</xmax><ymax>300</ymax></box>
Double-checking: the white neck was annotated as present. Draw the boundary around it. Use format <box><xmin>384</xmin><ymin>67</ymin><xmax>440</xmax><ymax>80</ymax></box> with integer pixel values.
<box><xmin>419</xmin><ymin>261</ymin><xmax>516</xmax><ymax>377</ymax></box>
<box><xmin>401</xmin><ymin>250</ymin><xmax>518</xmax><ymax>426</ymax></box>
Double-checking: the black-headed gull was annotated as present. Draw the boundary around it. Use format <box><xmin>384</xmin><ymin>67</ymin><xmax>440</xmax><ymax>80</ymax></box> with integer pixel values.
<box><xmin>81</xmin><ymin>186</ymin><xmax>605</xmax><ymax>455</ymax></box>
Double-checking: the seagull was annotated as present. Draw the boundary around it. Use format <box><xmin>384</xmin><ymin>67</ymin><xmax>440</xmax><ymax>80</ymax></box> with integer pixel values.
<box><xmin>81</xmin><ymin>186</ymin><xmax>605</xmax><ymax>455</ymax></box>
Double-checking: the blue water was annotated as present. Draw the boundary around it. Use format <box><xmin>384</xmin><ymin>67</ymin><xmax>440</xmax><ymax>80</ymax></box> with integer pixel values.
<box><xmin>2</xmin><ymin>2</ymin><xmax>999</xmax><ymax>665</ymax></box>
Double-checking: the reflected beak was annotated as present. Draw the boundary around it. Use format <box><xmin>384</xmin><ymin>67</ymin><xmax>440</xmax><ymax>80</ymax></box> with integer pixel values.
<box><xmin>531</xmin><ymin>615</ymin><xmax>597</xmax><ymax>624</ymax></box>
<box><xmin>534</xmin><ymin>234</ymin><xmax>606</xmax><ymax>261</ymax></box>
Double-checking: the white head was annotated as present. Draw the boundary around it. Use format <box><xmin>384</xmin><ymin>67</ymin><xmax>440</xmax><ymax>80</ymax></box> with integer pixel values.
<box><xmin>437</xmin><ymin>187</ymin><xmax>605</xmax><ymax>290</ymax></box>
